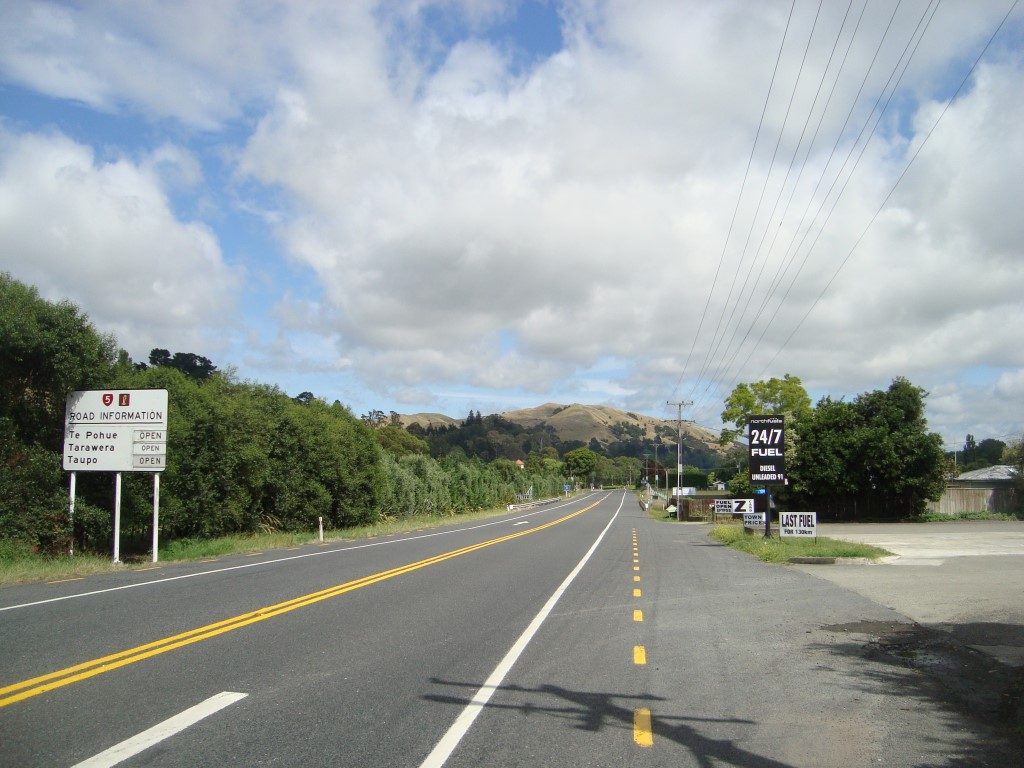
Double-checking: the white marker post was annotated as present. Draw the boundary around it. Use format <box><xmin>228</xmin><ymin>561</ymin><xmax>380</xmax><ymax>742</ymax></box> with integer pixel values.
<box><xmin>69</xmin><ymin>472</ymin><xmax>76</xmax><ymax>557</ymax></box>
<box><xmin>318</xmin><ymin>516</ymin><xmax>324</xmax><ymax>543</ymax></box>
<box><xmin>152</xmin><ymin>474</ymin><xmax>160</xmax><ymax>563</ymax></box>
<box><xmin>113</xmin><ymin>473</ymin><xmax>122</xmax><ymax>564</ymax></box>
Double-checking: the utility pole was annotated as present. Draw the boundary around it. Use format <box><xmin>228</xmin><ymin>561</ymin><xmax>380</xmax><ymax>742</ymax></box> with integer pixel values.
<box><xmin>653</xmin><ymin>443</ymin><xmax>660</xmax><ymax>493</ymax></box>
<box><xmin>667</xmin><ymin>400</ymin><xmax>692</xmax><ymax>519</ymax></box>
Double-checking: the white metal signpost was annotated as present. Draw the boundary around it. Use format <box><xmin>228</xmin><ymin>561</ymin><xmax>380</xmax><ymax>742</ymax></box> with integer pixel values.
<box><xmin>63</xmin><ymin>389</ymin><xmax>168</xmax><ymax>563</ymax></box>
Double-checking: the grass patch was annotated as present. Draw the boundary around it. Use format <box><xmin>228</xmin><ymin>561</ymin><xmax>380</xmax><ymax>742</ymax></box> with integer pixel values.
<box><xmin>709</xmin><ymin>524</ymin><xmax>892</xmax><ymax>564</ymax></box>
<box><xmin>0</xmin><ymin>501</ymin><xmax>545</xmax><ymax>586</ymax></box>
<box><xmin>0</xmin><ymin>551</ymin><xmax>119</xmax><ymax>585</ymax></box>
<box><xmin>915</xmin><ymin>510</ymin><xmax>1023</xmax><ymax>522</ymax></box>
<box><xmin>158</xmin><ymin>531</ymin><xmax>312</xmax><ymax>561</ymax></box>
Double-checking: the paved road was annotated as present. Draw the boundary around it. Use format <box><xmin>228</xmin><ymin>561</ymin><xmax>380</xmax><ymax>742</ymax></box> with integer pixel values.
<box><xmin>1</xmin><ymin>496</ymin><xmax>1019</xmax><ymax>767</ymax></box>
<box><xmin>801</xmin><ymin>521</ymin><xmax>1024</xmax><ymax>666</ymax></box>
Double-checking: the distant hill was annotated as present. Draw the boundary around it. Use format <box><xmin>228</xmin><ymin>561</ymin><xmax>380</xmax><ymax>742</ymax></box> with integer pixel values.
<box><xmin>498</xmin><ymin>403</ymin><xmax>722</xmax><ymax>452</ymax></box>
<box><xmin>398</xmin><ymin>412</ymin><xmax>460</xmax><ymax>430</ymax></box>
<box><xmin>401</xmin><ymin>403</ymin><xmax>727</xmax><ymax>466</ymax></box>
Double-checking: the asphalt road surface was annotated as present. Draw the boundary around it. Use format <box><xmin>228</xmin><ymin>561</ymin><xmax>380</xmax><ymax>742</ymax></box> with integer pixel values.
<box><xmin>1</xmin><ymin>493</ymin><xmax>1019</xmax><ymax>767</ymax></box>
<box><xmin>799</xmin><ymin>521</ymin><xmax>1024</xmax><ymax>668</ymax></box>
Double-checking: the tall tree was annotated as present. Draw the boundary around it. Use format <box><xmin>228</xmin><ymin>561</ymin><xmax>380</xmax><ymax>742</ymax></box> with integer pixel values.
<box><xmin>720</xmin><ymin>374</ymin><xmax>812</xmax><ymax>445</ymax></box>
<box><xmin>563</xmin><ymin>447</ymin><xmax>598</xmax><ymax>482</ymax></box>
<box><xmin>0</xmin><ymin>274</ymin><xmax>117</xmax><ymax>550</ymax></box>
<box><xmin>792</xmin><ymin>378</ymin><xmax>945</xmax><ymax>519</ymax></box>
<box><xmin>1</xmin><ymin>274</ymin><xmax>116</xmax><ymax>448</ymax></box>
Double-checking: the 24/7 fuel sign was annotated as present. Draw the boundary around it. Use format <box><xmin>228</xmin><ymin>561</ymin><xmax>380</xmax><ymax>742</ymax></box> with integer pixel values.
<box><xmin>748</xmin><ymin>414</ymin><xmax>786</xmax><ymax>485</ymax></box>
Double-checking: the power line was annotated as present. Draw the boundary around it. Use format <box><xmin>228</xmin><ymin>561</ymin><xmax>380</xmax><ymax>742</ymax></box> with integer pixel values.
<box><xmin>669</xmin><ymin>0</ymin><xmax>797</xmax><ymax>402</ymax></box>
<box><xmin>755</xmin><ymin>0</ymin><xmax>1021</xmax><ymax>379</ymax></box>
<box><xmin>694</xmin><ymin>0</ymin><xmax>864</xmax><ymax>400</ymax></box>
<box><xmin>692</xmin><ymin>0</ymin><xmax>942</xmax><ymax>413</ymax></box>
<box><xmin>686</xmin><ymin>0</ymin><xmax>828</xmax><ymax>403</ymax></box>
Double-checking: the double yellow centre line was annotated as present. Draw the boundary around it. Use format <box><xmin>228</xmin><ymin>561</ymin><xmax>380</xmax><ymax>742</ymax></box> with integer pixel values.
<box><xmin>0</xmin><ymin>500</ymin><xmax>602</xmax><ymax>709</ymax></box>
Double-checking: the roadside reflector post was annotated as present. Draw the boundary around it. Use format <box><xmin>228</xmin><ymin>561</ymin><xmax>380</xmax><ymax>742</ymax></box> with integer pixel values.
<box><xmin>318</xmin><ymin>516</ymin><xmax>324</xmax><ymax>543</ymax></box>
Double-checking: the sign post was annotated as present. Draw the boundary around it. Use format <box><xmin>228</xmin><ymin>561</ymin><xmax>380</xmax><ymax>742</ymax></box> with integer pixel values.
<box><xmin>68</xmin><ymin>473</ymin><xmax>76</xmax><ymax>556</ymax></box>
<box><xmin>63</xmin><ymin>389</ymin><xmax>168</xmax><ymax>562</ymax></box>
<box><xmin>748</xmin><ymin>415</ymin><xmax>787</xmax><ymax>538</ymax></box>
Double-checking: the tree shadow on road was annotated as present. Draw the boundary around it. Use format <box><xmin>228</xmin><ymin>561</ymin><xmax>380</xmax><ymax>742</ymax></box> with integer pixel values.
<box><xmin>426</xmin><ymin>678</ymin><xmax>797</xmax><ymax>768</ymax></box>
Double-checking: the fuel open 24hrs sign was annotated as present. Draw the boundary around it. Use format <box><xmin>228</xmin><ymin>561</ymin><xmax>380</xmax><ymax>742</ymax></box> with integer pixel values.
<box><xmin>748</xmin><ymin>415</ymin><xmax>787</xmax><ymax>486</ymax></box>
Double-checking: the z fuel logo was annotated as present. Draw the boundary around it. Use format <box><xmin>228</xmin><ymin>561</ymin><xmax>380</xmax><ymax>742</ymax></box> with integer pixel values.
<box><xmin>748</xmin><ymin>415</ymin><xmax>786</xmax><ymax>486</ymax></box>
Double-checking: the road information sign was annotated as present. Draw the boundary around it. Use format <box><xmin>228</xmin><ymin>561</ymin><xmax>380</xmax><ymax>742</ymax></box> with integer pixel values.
<box><xmin>780</xmin><ymin>512</ymin><xmax>817</xmax><ymax>538</ymax></box>
<box><xmin>748</xmin><ymin>415</ymin><xmax>786</xmax><ymax>485</ymax></box>
<box><xmin>63</xmin><ymin>390</ymin><xmax>168</xmax><ymax>472</ymax></box>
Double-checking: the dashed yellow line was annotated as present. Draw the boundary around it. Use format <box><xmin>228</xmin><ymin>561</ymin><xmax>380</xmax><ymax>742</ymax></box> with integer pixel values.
<box><xmin>634</xmin><ymin>708</ymin><xmax>653</xmax><ymax>747</ymax></box>
<box><xmin>633</xmin><ymin>609</ymin><xmax>643</xmax><ymax>622</ymax></box>
<box><xmin>634</xmin><ymin>645</ymin><xmax>647</xmax><ymax>665</ymax></box>
<box><xmin>633</xmin><ymin>588</ymin><xmax>641</xmax><ymax>598</ymax></box>
<box><xmin>633</xmin><ymin>575</ymin><xmax>640</xmax><ymax>582</ymax></box>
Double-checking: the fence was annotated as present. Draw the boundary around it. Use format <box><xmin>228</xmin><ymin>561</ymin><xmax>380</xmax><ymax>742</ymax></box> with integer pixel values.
<box><xmin>926</xmin><ymin>485</ymin><xmax>1019</xmax><ymax>516</ymax></box>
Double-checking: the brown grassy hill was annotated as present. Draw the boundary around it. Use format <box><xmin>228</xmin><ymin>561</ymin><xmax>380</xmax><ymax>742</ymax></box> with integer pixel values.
<box><xmin>399</xmin><ymin>412</ymin><xmax>460</xmax><ymax>430</ymax></box>
<box><xmin>498</xmin><ymin>403</ymin><xmax>722</xmax><ymax>452</ymax></box>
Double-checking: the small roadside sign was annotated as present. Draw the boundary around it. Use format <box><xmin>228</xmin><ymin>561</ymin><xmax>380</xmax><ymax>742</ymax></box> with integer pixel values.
<box><xmin>743</xmin><ymin>511</ymin><xmax>766</xmax><ymax>530</ymax></box>
<box><xmin>780</xmin><ymin>512</ymin><xmax>817</xmax><ymax>538</ymax></box>
<box><xmin>714</xmin><ymin>498</ymin><xmax>755</xmax><ymax>517</ymax></box>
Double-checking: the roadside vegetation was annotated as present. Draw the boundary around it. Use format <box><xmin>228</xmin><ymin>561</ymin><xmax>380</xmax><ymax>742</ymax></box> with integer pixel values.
<box><xmin>0</xmin><ymin>499</ymin><xmax>559</xmax><ymax>585</ymax></box>
<box><xmin>710</xmin><ymin>524</ymin><xmax>892</xmax><ymax>564</ymax></box>
<box><xmin>915</xmin><ymin>510</ymin><xmax>1023</xmax><ymax>522</ymax></box>
<box><xmin>0</xmin><ymin>274</ymin><xmax>571</xmax><ymax>569</ymax></box>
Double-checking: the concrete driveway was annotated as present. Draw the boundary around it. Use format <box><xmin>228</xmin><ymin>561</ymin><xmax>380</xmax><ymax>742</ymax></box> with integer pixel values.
<box><xmin>820</xmin><ymin>520</ymin><xmax>1024</xmax><ymax>561</ymax></box>
<box><xmin>793</xmin><ymin>521</ymin><xmax>1024</xmax><ymax>667</ymax></box>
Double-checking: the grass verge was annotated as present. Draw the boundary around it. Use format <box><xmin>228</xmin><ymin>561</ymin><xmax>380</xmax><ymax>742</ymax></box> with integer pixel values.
<box><xmin>914</xmin><ymin>510</ymin><xmax>1023</xmax><ymax>522</ymax></box>
<box><xmin>0</xmin><ymin>501</ymin><xmax>554</xmax><ymax>586</ymax></box>
<box><xmin>709</xmin><ymin>524</ymin><xmax>892</xmax><ymax>564</ymax></box>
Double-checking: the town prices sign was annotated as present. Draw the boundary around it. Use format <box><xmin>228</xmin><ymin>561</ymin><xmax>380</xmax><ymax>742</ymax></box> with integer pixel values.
<box><xmin>63</xmin><ymin>390</ymin><xmax>168</xmax><ymax>472</ymax></box>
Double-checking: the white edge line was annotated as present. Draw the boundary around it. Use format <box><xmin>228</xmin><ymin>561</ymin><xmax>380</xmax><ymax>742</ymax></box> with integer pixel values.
<box><xmin>0</xmin><ymin>494</ymin><xmax>600</xmax><ymax>613</ymax></box>
<box><xmin>70</xmin><ymin>691</ymin><xmax>247</xmax><ymax>768</ymax></box>
<box><xmin>418</xmin><ymin>492</ymin><xmax>625</xmax><ymax>768</ymax></box>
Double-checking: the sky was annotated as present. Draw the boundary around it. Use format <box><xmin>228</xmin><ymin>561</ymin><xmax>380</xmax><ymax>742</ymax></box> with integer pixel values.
<box><xmin>1</xmin><ymin>0</ymin><xmax>1022</xmax><ymax>449</ymax></box>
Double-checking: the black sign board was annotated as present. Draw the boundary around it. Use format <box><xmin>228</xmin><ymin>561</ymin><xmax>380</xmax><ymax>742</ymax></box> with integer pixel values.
<box><xmin>748</xmin><ymin>415</ymin><xmax>786</xmax><ymax>485</ymax></box>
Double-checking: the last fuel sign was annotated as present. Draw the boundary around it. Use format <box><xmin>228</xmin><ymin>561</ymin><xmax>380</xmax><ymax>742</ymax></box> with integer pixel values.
<box><xmin>748</xmin><ymin>415</ymin><xmax>786</xmax><ymax>485</ymax></box>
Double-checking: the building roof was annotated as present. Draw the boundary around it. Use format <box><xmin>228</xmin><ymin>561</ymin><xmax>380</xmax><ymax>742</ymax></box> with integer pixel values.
<box><xmin>956</xmin><ymin>464</ymin><xmax>1020</xmax><ymax>482</ymax></box>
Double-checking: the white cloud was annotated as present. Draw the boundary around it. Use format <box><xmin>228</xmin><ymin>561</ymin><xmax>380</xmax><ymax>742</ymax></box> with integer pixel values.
<box><xmin>235</xmin><ymin>3</ymin><xmax>1024</xmax><ymax>416</ymax></box>
<box><xmin>0</xmin><ymin>129</ymin><xmax>238</xmax><ymax>357</ymax></box>
<box><xmin>1</xmin><ymin>1</ymin><xmax>1021</xmax><ymax>440</ymax></box>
